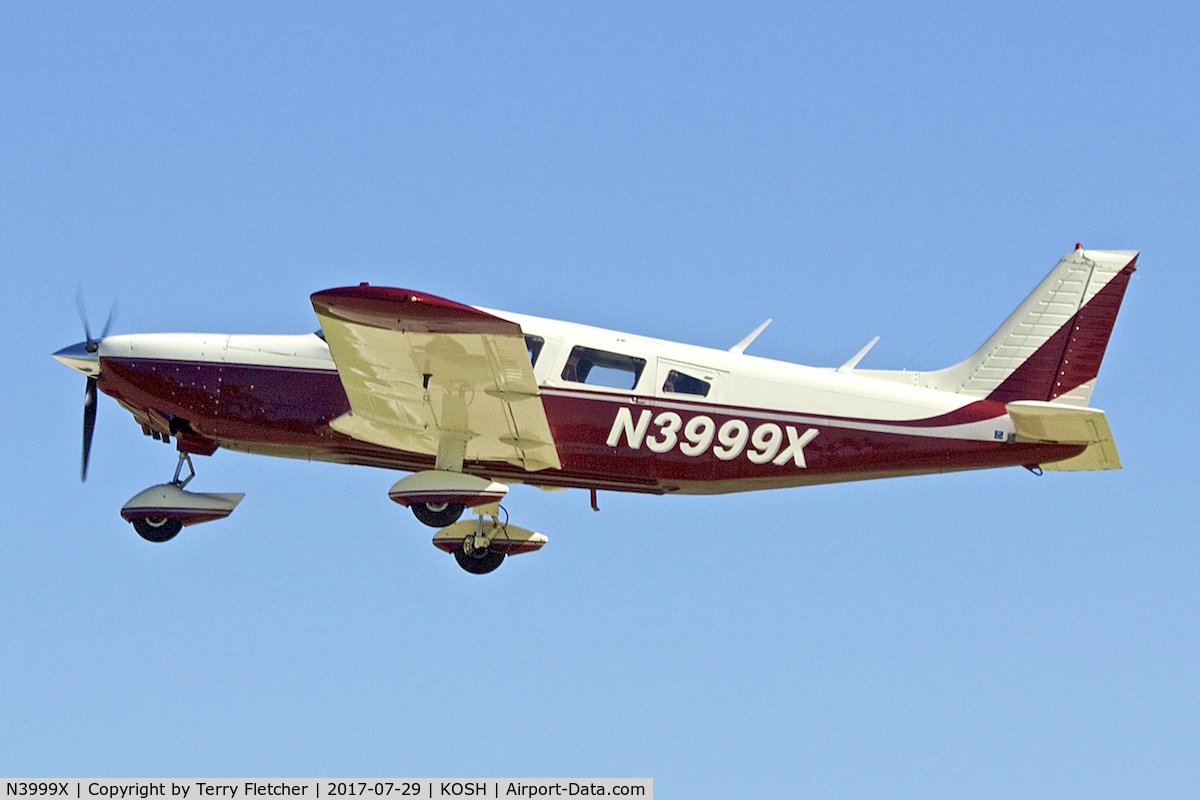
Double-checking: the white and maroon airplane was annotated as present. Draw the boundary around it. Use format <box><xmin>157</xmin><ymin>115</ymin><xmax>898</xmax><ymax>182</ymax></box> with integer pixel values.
<box><xmin>55</xmin><ymin>245</ymin><xmax>1136</xmax><ymax>574</ymax></box>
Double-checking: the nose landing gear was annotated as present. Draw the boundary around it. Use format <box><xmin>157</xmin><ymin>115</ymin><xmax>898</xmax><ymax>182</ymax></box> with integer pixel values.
<box><xmin>131</xmin><ymin>516</ymin><xmax>183</xmax><ymax>543</ymax></box>
<box><xmin>120</xmin><ymin>452</ymin><xmax>244</xmax><ymax>543</ymax></box>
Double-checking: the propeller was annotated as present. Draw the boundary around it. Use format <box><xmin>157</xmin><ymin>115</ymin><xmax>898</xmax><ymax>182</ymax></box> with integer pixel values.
<box><xmin>74</xmin><ymin>290</ymin><xmax>116</xmax><ymax>482</ymax></box>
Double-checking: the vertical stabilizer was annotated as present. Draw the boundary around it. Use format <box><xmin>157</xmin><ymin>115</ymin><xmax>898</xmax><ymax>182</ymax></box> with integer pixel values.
<box><xmin>923</xmin><ymin>247</ymin><xmax>1137</xmax><ymax>406</ymax></box>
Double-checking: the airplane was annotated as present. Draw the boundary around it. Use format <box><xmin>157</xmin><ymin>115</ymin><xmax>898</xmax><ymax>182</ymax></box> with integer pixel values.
<box><xmin>54</xmin><ymin>245</ymin><xmax>1137</xmax><ymax>574</ymax></box>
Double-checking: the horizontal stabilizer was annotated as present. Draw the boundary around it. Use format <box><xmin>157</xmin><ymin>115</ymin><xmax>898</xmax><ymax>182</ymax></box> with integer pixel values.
<box><xmin>1007</xmin><ymin>400</ymin><xmax>1121</xmax><ymax>471</ymax></box>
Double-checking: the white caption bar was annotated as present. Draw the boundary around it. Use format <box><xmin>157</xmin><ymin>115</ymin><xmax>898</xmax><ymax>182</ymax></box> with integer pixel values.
<box><xmin>3</xmin><ymin>780</ymin><xmax>652</xmax><ymax>800</ymax></box>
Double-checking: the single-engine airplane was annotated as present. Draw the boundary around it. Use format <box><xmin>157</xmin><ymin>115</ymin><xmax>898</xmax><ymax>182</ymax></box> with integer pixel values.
<box><xmin>55</xmin><ymin>245</ymin><xmax>1136</xmax><ymax>574</ymax></box>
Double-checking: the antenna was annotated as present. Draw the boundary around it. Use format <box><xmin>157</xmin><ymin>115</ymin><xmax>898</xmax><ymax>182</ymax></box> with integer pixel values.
<box><xmin>902</xmin><ymin>337</ymin><xmax>939</xmax><ymax>371</ymax></box>
<box><xmin>836</xmin><ymin>336</ymin><xmax>880</xmax><ymax>373</ymax></box>
<box><xmin>729</xmin><ymin>319</ymin><xmax>772</xmax><ymax>355</ymax></box>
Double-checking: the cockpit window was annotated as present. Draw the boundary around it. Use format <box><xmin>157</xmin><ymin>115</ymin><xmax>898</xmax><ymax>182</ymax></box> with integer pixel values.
<box><xmin>662</xmin><ymin>369</ymin><xmax>710</xmax><ymax>397</ymax></box>
<box><xmin>561</xmin><ymin>346</ymin><xmax>646</xmax><ymax>390</ymax></box>
<box><xmin>525</xmin><ymin>334</ymin><xmax>545</xmax><ymax>367</ymax></box>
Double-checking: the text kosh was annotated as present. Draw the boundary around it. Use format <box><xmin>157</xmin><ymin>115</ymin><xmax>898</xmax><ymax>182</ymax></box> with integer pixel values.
<box><xmin>606</xmin><ymin>407</ymin><xmax>819</xmax><ymax>467</ymax></box>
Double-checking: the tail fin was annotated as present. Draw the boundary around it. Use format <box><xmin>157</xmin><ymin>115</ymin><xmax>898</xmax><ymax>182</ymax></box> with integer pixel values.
<box><xmin>924</xmin><ymin>247</ymin><xmax>1138</xmax><ymax>407</ymax></box>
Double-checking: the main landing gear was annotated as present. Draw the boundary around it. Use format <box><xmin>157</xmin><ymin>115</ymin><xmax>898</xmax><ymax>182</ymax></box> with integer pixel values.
<box><xmin>427</xmin><ymin>507</ymin><xmax>550</xmax><ymax>575</ymax></box>
<box><xmin>390</xmin><ymin>471</ymin><xmax>547</xmax><ymax>575</ymax></box>
<box><xmin>120</xmin><ymin>452</ymin><xmax>244</xmax><ymax>543</ymax></box>
<box><xmin>410</xmin><ymin>500</ymin><xmax>465</xmax><ymax>528</ymax></box>
<box><xmin>431</xmin><ymin>508</ymin><xmax>547</xmax><ymax>575</ymax></box>
<box><xmin>454</xmin><ymin>516</ymin><xmax>508</xmax><ymax>575</ymax></box>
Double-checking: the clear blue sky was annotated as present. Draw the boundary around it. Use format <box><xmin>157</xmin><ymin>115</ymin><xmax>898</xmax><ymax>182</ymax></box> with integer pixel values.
<box><xmin>2</xmin><ymin>3</ymin><xmax>1197</xmax><ymax>796</ymax></box>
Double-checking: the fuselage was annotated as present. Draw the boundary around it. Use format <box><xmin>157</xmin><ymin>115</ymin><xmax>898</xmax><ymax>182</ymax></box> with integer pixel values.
<box><xmin>84</xmin><ymin>307</ymin><xmax>1083</xmax><ymax>495</ymax></box>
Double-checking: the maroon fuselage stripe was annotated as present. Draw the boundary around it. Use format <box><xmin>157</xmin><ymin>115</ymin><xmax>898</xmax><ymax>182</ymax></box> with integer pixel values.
<box><xmin>98</xmin><ymin>356</ymin><xmax>1083</xmax><ymax>494</ymax></box>
<box><xmin>540</xmin><ymin>386</ymin><xmax>1011</xmax><ymax>429</ymax></box>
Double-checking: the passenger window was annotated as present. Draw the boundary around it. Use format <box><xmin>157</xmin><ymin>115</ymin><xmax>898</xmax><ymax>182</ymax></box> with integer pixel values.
<box><xmin>524</xmin><ymin>335</ymin><xmax>545</xmax><ymax>367</ymax></box>
<box><xmin>562</xmin><ymin>346</ymin><xmax>646</xmax><ymax>390</ymax></box>
<box><xmin>662</xmin><ymin>369</ymin><xmax>710</xmax><ymax>397</ymax></box>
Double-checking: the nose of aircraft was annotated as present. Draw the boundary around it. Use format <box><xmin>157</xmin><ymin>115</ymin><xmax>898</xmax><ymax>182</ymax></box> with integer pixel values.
<box><xmin>53</xmin><ymin>341</ymin><xmax>101</xmax><ymax>376</ymax></box>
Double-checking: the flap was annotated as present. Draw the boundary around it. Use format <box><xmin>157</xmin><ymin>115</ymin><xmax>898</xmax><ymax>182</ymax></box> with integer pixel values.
<box><xmin>1006</xmin><ymin>400</ymin><xmax>1121</xmax><ymax>471</ymax></box>
<box><xmin>312</xmin><ymin>286</ymin><xmax>561</xmax><ymax>472</ymax></box>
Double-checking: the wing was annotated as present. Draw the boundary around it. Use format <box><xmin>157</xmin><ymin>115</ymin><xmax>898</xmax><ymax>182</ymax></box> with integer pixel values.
<box><xmin>311</xmin><ymin>285</ymin><xmax>561</xmax><ymax>472</ymax></box>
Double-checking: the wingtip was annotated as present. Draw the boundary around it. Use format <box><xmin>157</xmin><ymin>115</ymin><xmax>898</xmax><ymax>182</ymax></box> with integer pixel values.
<box><xmin>312</xmin><ymin>286</ymin><xmax>519</xmax><ymax>335</ymax></box>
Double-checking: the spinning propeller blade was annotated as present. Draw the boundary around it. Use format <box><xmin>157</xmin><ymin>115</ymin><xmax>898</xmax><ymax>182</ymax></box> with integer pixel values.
<box><xmin>76</xmin><ymin>288</ymin><xmax>116</xmax><ymax>352</ymax></box>
<box><xmin>83</xmin><ymin>376</ymin><xmax>97</xmax><ymax>481</ymax></box>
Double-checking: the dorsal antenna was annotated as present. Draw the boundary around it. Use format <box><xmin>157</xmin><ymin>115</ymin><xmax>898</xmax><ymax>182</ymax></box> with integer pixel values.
<box><xmin>729</xmin><ymin>319</ymin><xmax>772</xmax><ymax>355</ymax></box>
<box><xmin>837</xmin><ymin>336</ymin><xmax>880</xmax><ymax>373</ymax></box>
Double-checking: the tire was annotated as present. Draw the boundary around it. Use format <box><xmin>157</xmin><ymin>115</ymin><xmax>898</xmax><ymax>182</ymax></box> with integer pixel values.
<box><xmin>411</xmin><ymin>501</ymin><xmax>465</xmax><ymax>528</ymax></box>
<box><xmin>454</xmin><ymin>543</ymin><xmax>506</xmax><ymax>575</ymax></box>
<box><xmin>131</xmin><ymin>516</ymin><xmax>183</xmax><ymax>543</ymax></box>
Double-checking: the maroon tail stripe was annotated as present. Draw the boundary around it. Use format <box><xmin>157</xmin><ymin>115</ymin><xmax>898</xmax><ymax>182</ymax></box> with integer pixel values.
<box><xmin>1050</xmin><ymin>258</ymin><xmax>1137</xmax><ymax>400</ymax></box>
